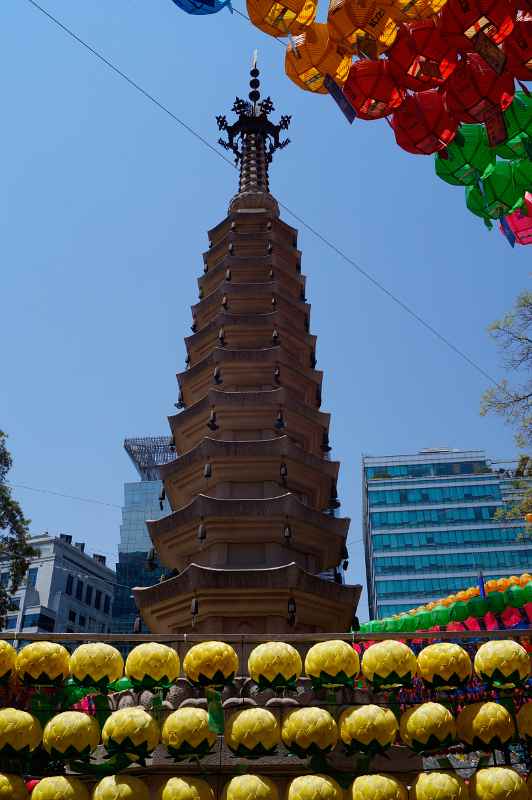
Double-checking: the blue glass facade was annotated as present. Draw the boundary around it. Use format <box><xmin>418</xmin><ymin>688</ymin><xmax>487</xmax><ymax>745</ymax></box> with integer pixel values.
<box><xmin>362</xmin><ymin>450</ymin><xmax>531</xmax><ymax>619</ymax></box>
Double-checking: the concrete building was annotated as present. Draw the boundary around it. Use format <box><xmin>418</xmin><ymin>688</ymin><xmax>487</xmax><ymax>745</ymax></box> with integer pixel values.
<box><xmin>362</xmin><ymin>448</ymin><xmax>532</xmax><ymax>619</ymax></box>
<box><xmin>2</xmin><ymin>533</ymin><xmax>117</xmax><ymax>635</ymax></box>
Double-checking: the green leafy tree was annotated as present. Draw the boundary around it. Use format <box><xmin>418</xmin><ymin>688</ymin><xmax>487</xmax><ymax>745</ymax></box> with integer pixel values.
<box><xmin>0</xmin><ymin>431</ymin><xmax>37</xmax><ymax>621</ymax></box>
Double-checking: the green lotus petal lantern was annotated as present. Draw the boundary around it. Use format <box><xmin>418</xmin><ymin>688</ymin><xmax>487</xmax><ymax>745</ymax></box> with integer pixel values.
<box><xmin>362</xmin><ymin>640</ymin><xmax>417</xmax><ymax>689</ymax></box>
<box><xmin>42</xmin><ymin>711</ymin><xmax>100</xmax><ymax>760</ymax></box>
<box><xmin>248</xmin><ymin>642</ymin><xmax>302</xmax><ymax>690</ymax></box>
<box><xmin>474</xmin><ymin>640</ymin><xmax>530</xmax><ymax>687</ymax></box>
<box><xmin>102</xmin><ymin>707</ymin><xmax>160</xmax><ymax>762</ymax></box>
<box><xmin>339</xmin><ymin>704</ymin><xmax>398</xmax><ymax>756</ymax></box>
<box><xmin>304</xmin><ymin>640</ymin><xmax>359</xmax><ymax>688</ymax></box>
<box><xmin>161</xmin><ymin>707</ymin><xmax>216</xmax><ymax>760</ymax></box>
<box><xmin>430</xmin><ymin>605</ymin><xmax>451</xmax><ymax>627</ymax></box>
<box><xmin>436</xmin><ymin>124</ymin><xmax>495</xmax><ymax>186</ymax></box>
<box><xmin>417</xmin><ymin>643</ymin><xmax>472</xmax><ymax>689</ymax></box>
<box><xmin>400</xmin><ymin>702</ymin><xmax>456</xmax><ymax>753</ymax></box>
<box><xmin>0</xmin><ymin>708</ymin><xmax>42</xmax><ymax>756</ymax></box>
<box><xmin>468</xmin><ymin>596</ymin><xmax>489</xmax><ymax>617</ymax></box>
<box><xmin>466</xmin><ymin>161</ymin><xmax>532</xmax><ymax>228</ymax></box>
<box><xmin>70</xmin><ymin>644</ymin><xmax>124</xmax><ymax>691</ymax></box>
<box><xmin>225</xmin><ymin>707</ymin><xmax>280</xmax><ymax>758</ymax></box>
<box><xmin>125</xmin><ymin>643</ymin><xmax>180</xmax><ymax>690</ymax></box>
<box><xmin>16</xmin><ymin>642</ymin><xmax>70</xmax><ymax>686</ymax></box>
<box><xmin>281</xmin><ymin>706</ymin><xmax>338</xmax><ymax>758</ymax></box>
<box><xmin>457</xmin><ymin>701</ymin><xmax>515</xmax><ymax>750</ymax></box>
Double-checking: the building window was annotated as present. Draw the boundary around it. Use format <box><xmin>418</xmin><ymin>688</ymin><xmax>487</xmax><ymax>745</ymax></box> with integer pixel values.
<box><xmin>95</xmin><ymin>590</ymin><xmax>102</xmax><ymax>610</ymax></box>
<box><xmin>78</xmin><ymin>615</ymin><xmax>86</xmax><ymax>628</ymax></box>
<box><xmin>103</xmin><ymin>595</ymin><xmax>110</xmax><ymax>614</ymax></box>
<box><xmin>9</xmin><ymin>597</ymin><xmax>20</xmax><ymax>611</ymax></box>
<box><xmin>5</xmin><ymin>617</ymin><xmax>17</xmax><ymax>630</ymax></box>
<box><xmin>65</xmin><ymin>575</ymin><xmax>74</xmax><ymax>595</ymax></box>
<box><xmin>27</xmin><ymin>568</ymin><xmax>38</xmax><ymax>588</ymax></box>
<box><xmin>68</xmin><ymin>610</ymin><xmax>76</xmax><ymax>623</ymax></box>
<box><xmin>22</xmin><ymin>614</ymin><xmax>40</xmax><ymax>628</ymax></box>
<box><xmin>89</xmin><ymin>617</ymin><xmax>96</xmax><ymax>630</ymax></box>
<box><xmin>37</xmin><ymin>613</ymin><xmax>55</xmax><ymax>632</ymax></box>
<box><xmin>0</xmin><ymin>573</ymin><xmax>9</xmax><ymax>588</ymax></box>
<box><xmin>85</xmin><ymin>585</ymin><xmax>93</xmax><ymax>605</ymax></box>
<box><xmin>75</xmin><ymin>580</ymin><xmax>83</xmax><ymax>601</ymax></box>
<box><xmin>100</xmin><ymin>622</ymin><xmax>105</xmax><ymax>633</ymax></box>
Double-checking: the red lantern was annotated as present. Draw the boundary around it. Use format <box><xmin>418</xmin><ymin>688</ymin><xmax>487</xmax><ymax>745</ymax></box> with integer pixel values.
<box><xmin>437</xmin><ymin>0</ymin><xmax>515</xmax><ymax>52</ymax></box>
<box><xmin>504</xmin><ymin>14</ymin><xmax>532</xmax><ymax>80</ymax></box>
<box><xmin>387</xmin><ymin>19</ymin><xmax>458</xmax><ymax>90</ymax></box>
<box><xmin>391</xmin><ymin>88</ymin><xmax>459</xmax><ymax>153</ymax></box>
<box><xmin>443</xmin><ymin>52</ymin><xmax>514</xmax><ymax>122</ymax></box>
<box><xmin>343</xmin><ymin>59</ymin><xmax>406</xmax><ymax>119</ymax></box>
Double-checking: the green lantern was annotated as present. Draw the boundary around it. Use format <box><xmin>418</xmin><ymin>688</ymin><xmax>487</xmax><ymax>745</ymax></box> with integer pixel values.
<box><xmin>450</xmin><ymin>601</ymin><xmax>469</xmax><ymax>623</ymax></box>
<box><xmin>505</xmin><ymin>584</ymin><xmax>527</xmax><ymax>608</ymax></box>
<box><xmin>465</xmin><ymin>161</ymin><xmax>531</xmax><ymax>228</ymax></box>
<box><xmin>495</xmin><ymin>93</ymin><xmax>532</xmax><ymax>161</ymax></box>
<box><xmin>468</xmin><ymin>597</ymin><xmax>489</xmax><ymax>618</ymax></box>
<box><xmin>436</xmin><ymin>124</ymin><xmax>495</xmax><ymax>186</ymax></box>
<box><xmin>486</xmin><ymin>591</ymin><xmax>506</xmax><ymax>613</ymax></box>
<box><xmin>431</xmin><ymin>605</ymin><xmax>450</xmax><ymax>627</ymax></box>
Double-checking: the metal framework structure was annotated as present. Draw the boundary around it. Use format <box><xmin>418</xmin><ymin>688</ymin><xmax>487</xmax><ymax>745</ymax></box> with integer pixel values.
<box><xmin>124</xmin><ymin>436</ymin><xmax>176</xmax><ymax>480</ymax></box>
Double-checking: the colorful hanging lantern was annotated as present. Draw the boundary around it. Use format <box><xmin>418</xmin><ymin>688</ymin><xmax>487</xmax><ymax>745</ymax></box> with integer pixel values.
<box><xmin>495</xmin><ymin>92</ymin><xmax>532</xmax><ymax>160</ymax></box>
<box><xmin>159</xmin><ymin>778</ymin><xmax>214</xmax><ymax>800</ymax></box>
<box><xmin>392</xmin><ymin>89</ymin><xmax>458</xmax><ymax>154</ymax></box>
<box><xmin>342</xmin><ymin>60</ymin><xmax>406</xmax><ymax>120</ymax></box>
<box><xmin>102</xmin><ymin>707</ymin><xmax>160</xmax><ymax>761</ymax></box>
<box><xmin>443</xmin><ymin>53</ymin><xmax>514</xmax><ymax>124</ymax></box>
<box><xmin>225</xmin><ymin>707</ymin><xmax>280</xmax><ymax>757</ymax></box>
<box><xmin>247</xmin><ymin>641</ymin><xmax>302</xmax><ymax>690</ymax></box>
<box><xmin>411</xmin><ymin>772</ymin><xmax>468</xmax><ymax>800</ymax></box>
<box><xmin>70</xmin><ymin>643</ymin><xmax>124</xmax><ymax>690</ymax></box>
<box><xmin>16</xmin><ymin>642</ymin><xmax>70</xmax><ymax>686</ymax></box>
<box><xmin>42</xmin><ymin>711</ymin><xmax>100</xmax><ymax>760</ymax></box>
<box><xmin>350</xmin><ymin>775</ymin><xmax>407</xmax><ymax>800</ymax></box>
<box><xmin>504</xmin><ymin>15</ymin><xmax>532</xmax><ymax>81</ymax></box>
<box><xmin>378</xmin><ymin>0</ymin><xmax>450</xmax><ymax>23</ymax></box>
<box><xmin>417</xmin><ymin>642</ymin><xmax>472</xmax><ymax>688</ymax></box>
<box><xmin>281</xmin><ymin>706</ymin><xmax>338</xmax><ymax>757</ymax></box>
<box><xmin>125</xmin><ymin>643</ymin><xmax>180</xmax><ymax>690</ymax></box>
<box><xmin>361</xmin><ymin>640</ymin><xmax>417</xmax><ymax>688</ymax></box>
<box><xmin>0</xmin><ymin>709</ymin><xmax>42</xmax><ymax>756</ymax></box>
<box><xmin>0</xmin><ymin>642</ymin><xmax>16</xmax><ymax>685</ymax></box>
<box><xmin>93</xmin><ymin>776</ymin><xmax>150</xmax><ymax>800</ymax></box>
<box><xmin>435</xmin><ymin>124</ymin><xmax>495</xmax><ymax>186</ymax></box>
<box><xmin>388</xmin><ymin>20</ymin><xmax>458</xmax><ymax>90</ymax></box>
<box><xmin>474</xmin><ymin>639</ymin><xmax>531</xmax><ymax>686</ymax></box>
<box><xmin>288</xmin><ymin>775</ymin><xmax>343</xmax><ymax>800</ymax></box>
<box><xmin>499</xmin><ymin>191</ymin><xmax>532</xmax><ymax>245</ymax></box>
<box><xmin>339</xmin><ymin>704</ymin><xmax>398</xmax><ymax>755</ymax></box>
<box><xmin>327</xmin><ymin>0</ymin><xmax>398</xmax><ymax>58</ymax></box>
<box><xmin>470</xmin><ymin>769</ymin><xmax>528</xmax><ymax>800</ymax></box>
<box><xmin>161</xmin><ymin>707</ymin><xmax>216</xmax><ymax>760</ymax></box>
<box><xmin>516</xmin><ymin>701</ymin><xmax>532</xmax><ymax>742</ymax></box>
<box><xmin>32</xmin><ymin>778</ymin><xmax>89</xmax><ymax>800</ymax></box>
<box><xmin>0</xmin><ymin>774</ymin><xmax>28</xmax><ymax>800</ymax></box>
<box><xmin>457</xmin><ymin>701</ymin><xmax>515</xmax><ymax>749</ymax></box>
<box><xmin>437</xmin><ymin>0</ymin><xmax>515</xmax><ymax>52</ymax></box>
<box><xmin>399</xmin><ymin>702</ymin><xmax>456</xmax><ymax>752</ymax></box>
<box><xmin>222</xmin><ymin>776</ymin><xmax>279</xmax><ymax>800</ymax></box>
<box><xmin>183</xmin><ymin>641</ymin><xmax>238</xmax><ymax>688</ymax></box>
<box><xmin>246</xmin><ymin>0</ymin><xmax>317</xmax><ymax>37</ymax></box>
<box><xmin>169</xmin><ymin>0</ymin><xmax>230</xmax><ymax>15</ymax></box>
<box><xmin>466</xmin><ymin>160</ymin><xmax>532</xmax><ymax>227</ymax></box>
<box><xmin>285</xmin><ymin>23</ymin><xmax>351</xmax><ymax>94</ymax></box>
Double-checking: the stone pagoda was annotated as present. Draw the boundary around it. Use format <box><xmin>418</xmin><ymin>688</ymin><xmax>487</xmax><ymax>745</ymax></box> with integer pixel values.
<box><xmin>134</xmin><ymin>65</ymin><xmax>361</xmax><ymax>634</ymax></box>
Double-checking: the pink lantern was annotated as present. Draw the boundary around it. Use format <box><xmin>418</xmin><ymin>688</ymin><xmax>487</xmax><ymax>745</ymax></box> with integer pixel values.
<box><xmin>499</xmin><ymin>192</ymin><xmax>532</xmax><ymax>245</ymax></box>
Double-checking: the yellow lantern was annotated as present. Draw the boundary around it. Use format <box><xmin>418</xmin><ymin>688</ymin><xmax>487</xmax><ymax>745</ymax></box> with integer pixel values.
<box><xmin>158</xmin><ymin>778</ymin><xmax>214</xmax><ymax>800</ymax></box>
<box><xmin>246</xmin><ymin>0</ymin><xmax>317</xmax><ymax>38</ymax></box>
<box><xmin>93</xmin><ymin>775</ymin><xmax>150</xmax><ymax>800</ymax></box>
<box><xmin>350</xmin><ymin>774</ymin><xmax>407</xmax><ymax>800</ymax></box>
<box><xmin>0</xmin><ymin>642</ymin><xmax>16</xmax><ymax>685</ymax></box>
<box><xmin>102</xmin><ymin>707</ymin><xmax>160</xmax><ymax>761</ymax></box>
<box><xmin>470</xmin><ymin>769</ymin><xmax>528</xmax><ymax>800</ymax></box>
<box><xmin>457</xmin><ymin>702</ymin><xmax>515</xmax><ymax>750</ymax></box>
<box><xmin>125</xmin><ymin>643</ymin><xmax>180</xmax><ymax>690</ymax></box>
<box><xmin>288</xmin><ymin>775</ymin><xmax>343</xmax><ymax>800</ymax></box>
<box><xmin>285</xmin><ymin>23</ymin><xmax>351</xmax><ymax>94</ymax></box>
<box><xmin>378</xmin><ymin>0</ymin><xmax>449</xmax><ymax>22</ymax></box>
<box><xmin>0</xmin><ymin>773</ymin><xmax>29</xmax><ymax>800</ymax></box>
<box><xmin>411</xmin><ymin>772</ymin><xmax>468</xmax><ymax>800</ymax></box>
<box><xmin>248</xmin><ymin>642</ymin><xmax>302</xmax><ymax>690</ymax></box>
<box><xmin>517</xmin><ymin>702</ymin><xmax>532</xmax><ymax>743</ymax></box>
<box><xmin>222</xmin><ymin>776</ymin><xmax>279</xmax><ymax>800</ymax></box>
<box><xmin>474</xmin><ymin>641</ymin><xmax>530</xmax><ymax>687</ymax></box>
<box><xmin>16</xmin><ymin>642</ymin><xmax>70</xmax><ymax>686</ymax></box>
<box><xmin>339</xmin><ymin>704</ymin><xmax>398</xmax><ymax>755</ymax></box>
<box><xmin>42</xmin><ymin>710</ymin><xmax>100</xmax><ymax>759</ymax></box>
<box><xmin>417</xmin><ymin>643</ymin><xmax>472</xmax><ymax>689</ymax></box>
<box><xmin>183</xmin><ymin>641</ymin><xmax>238</xmax><ymax>687</ymax></box>
<box><xmin>32</xmin><ymin>777</ymin><xmax>89</xmax><ymax>800</ymax></box>
<box><xmin>399</xmin><ymin>702</ymin><xmax>456</xmax><ymax>752</ymax></box>
<box><xmin>225</xmin><ymin>707</ymin><xmax>280</xmax><ymax>757</ymax></box>
<box><xmin>281</xmin><ymin>706</ymin><xmax>338</xmax><ymax>757</ymax></box>
<box><xmin>361</xmin><ymin>640</ymin><xmax>417</xmax><ymax>689</ymax></box>
<box><xmin>70</xmin><ymin>643</ymin><xmax>123</xmax><ymax>690</ymax></box>
<box><xmin>161</xmin><ymin>707</ymin><xmax>216</xmax><ymax>760</ymax></box>
<box><xmin>327</xmin><ymin>0</ymin><xmax>398</xmax><ymax>58</ymax></box>
<box><xmin>304</xmin><ymin>640</ymin><xmax>359</xmax><ymax>688</ymax></box>
<box><xmin>0</xmin><ymin>708</ymin><xmax>42</xmax><ymax>755</ymax></box>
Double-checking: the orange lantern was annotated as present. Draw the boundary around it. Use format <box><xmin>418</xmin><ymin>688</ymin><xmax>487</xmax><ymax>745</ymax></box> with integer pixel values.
<box><xmin>343</xmin><ymin>59</ymin><xmax>406</xmax><ymax>119</ymax></box>
<box><xmin>327</xmin><ymin>0</ymin><xmax>398</xmax><ymax>57</ymax></box>
<box><xmin>247</xmin><ymin>0</ymin><xmax>317</xmax><ymax>37</ymax></box>
<box><xmin>285</xmin><ymin>23</ymin><xmax>352</xmax><ymax>93</ymax></box>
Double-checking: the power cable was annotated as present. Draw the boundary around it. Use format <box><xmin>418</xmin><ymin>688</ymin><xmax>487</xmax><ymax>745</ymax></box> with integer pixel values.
<box><xmin>23</xmin><ymin>0</ymin><xmax>500</xmax><ymax>388</ymax></box>
<box><xmin>6</xmin><ymin>482</ymin><xmax>121</xmax><ymax>510</ymax></box>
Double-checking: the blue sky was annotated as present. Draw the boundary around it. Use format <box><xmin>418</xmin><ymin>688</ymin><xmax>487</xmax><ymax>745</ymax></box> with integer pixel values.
<box><xmin>1</xmin><ymin>1</ymin><xmax>528</xmax><ymax>621</ymax></box>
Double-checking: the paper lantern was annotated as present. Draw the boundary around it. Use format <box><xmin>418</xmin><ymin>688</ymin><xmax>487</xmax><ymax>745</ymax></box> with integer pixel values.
<box><xmin>102</xmin><ymin>707</ymin><xmax>160</xmax><ymax>760</ymax></box>
<box><xmin>437</xmin><ymin>0</ymin><xmax>515</xmax><ymax>51</ymax></box>
<box><xmin>343</xmin><ymin>60</ymin><xmax>406</xmax><ymax>120</ymax></box>
<box><xmin>517</xmin><ymin>702</ymin><xmax>532</xmax><ymax>742</ymax></box>
<box><xmin>379</xmin><ymin>0</ymin><xmax>450</xmax><ymax>23</ymax></box>
<box><xmin>470</xmin><ymin>769</ymin><xmax>528</xmax><ymax>800</ymax></box>
<box><xmin>248</xmin><ymin>641</ymin><xmax>302</xmax><ymax>689</ymax></box>
<box><xmin>0</xmin><ymin>708</ymin><xmax>42</xmax><ymax>755</ymax></box>
<box><xmin>125</xmin><ymin>643</ymin><xmax>179</xmax><ymax>690</ymax></box>
<box><xmin>339</xmin><ymin>704</ymin><xmax>398</xmax><ymax>755</ymax></box>
<box><xmin>417</xmin><ymin>643</ymin><xmax>472</xmax><ymax>688</ymax></box>
<box><xmin>327</xmin><ymin>0</ymin><xmax>398</xmax><ymax>57</ymax></box>
<box><xmin>281</xmin><ymin>706</ymin><xmax>338</xmax><ymax>757</ymax></box>
<box><xmin>93</xmin><ymin>776</ymin><xmax>150</xmax><ymax>800</ymax></box>
<box><xmin>443</xmin><ymin>53</ymin><xmax>514</xmax><ymax>124</ymax></box>
<box><xmin>288</xmin><ymin>775</ymin><xmax>343</xmax><ymax>800</ymax></box>
<box><xmin>400</xmin><ymin>702</ymin><xmax>456</xmax><ymax>752</ymax></box>
<box><xmin>466</xmin><ymin>160</ymin><xmax>532</xmax><ymax>226</ymax></box>
<box><xmin>0</xmin><ymin>642</ymin><xmax>16</xmax><ymax>685</ymax></box>
<box><xmin>247</xmin><ymin>0</ymin><xmax>317</xmax><ymax>37</ymax></box>
<box><xmin>183</xmin><ymin>641</ymin><xmax>238</xmax><ymax>687</ymax></box>
<box><xmin>169</xmin><ymin>0</ymin><xmax>230</xmax><ymax>14</ymax></box>
<box><xmin>225</xmin><ymin>707</ymin><xmax>280</xmax><ymax>757</ymax></box>
<box><xmin>361</xmin><ymin>640</ymin><xmax>417</xmax><ymax>688</ymax></box>
<box><xmin>42</xmin><ymin>711</ymin><xmax>100</xmax><ymax>759</ymax></box>
<box><xmin>411</xmin><ymin>772</ymin><xmax>468</xmax><ymax>800</ymax></box>
<box><xmin>70</xmin><ymin>643</ymin><xmax>123</xmax><ymax>690</ymax></box>
<box><xmin>0</xmin><ymin>774</ymin><xmax>29</xmax><ymax>800</ymax></box>
<box><xmin>388</xmin><ymin>20</ymin><xmax>458</xmax><ymax>90</ymax></box>
<box><xmin>435</xmin><ymin>124</ymin><xmax>495</xmax><ymax>186</ymax></box>
<box><xmin>304</xmin><ymin>639</ymin><xmax>359</xmax><ymax>687</ymax></box>
<box><xmin>350</xmin><ymin>775</ymin><xmax>407</xmax><ymax>800</ymax></box>
<box><xmin>222</xmin><ymin>776</ymin><xmax>278</xmax><ymax>800</ymax></box>
<box><xmin>392</xmin><ymin>89</ymin><xmax>458</xmax><ymax>154</ymax></box>
<box><xmin>474</xmin><ymin>639</ymin><xmax>531</xmax><ymax>686</ymax></box>
<box><xmin>158</xmin><ymin>778</ymin><xmax>214</xmax><ymax>800</ymax></box>
<box><xmin>495</xmin><ymin>92</ymin><xmax>532</xmax><ymax>161</ymax></box>
<box><xmin>500</xmin><ymin>192</ymin><xmax>532</xmax><ymax>245</ymax></box>
<box><xmin>16</xmin><ymin>642</ymin><xmax>70</xmax><ymax>686</ymax></box>
<box><xmin>285</xmin><ymin>23</ymin><xmax>351</xmax><ymax>94</ymax></box>
<box><xmin>32</xmin><ymin>778</ymin><xmax>89</xmax><ymax>800</ymax></box>
<box><xmin>457</xmin><ymin>701</ymin><xmax>515</xmax><ymax>749</ymax></box>
<box><xmin>161</xmin><ymin>707</ymin><xmax>216</xmax><ymax>760</ymax></box>
<box><xmin>505</xmin><ymin>16</ymin><xmax>532</xmax><ymax>81</ymax></box>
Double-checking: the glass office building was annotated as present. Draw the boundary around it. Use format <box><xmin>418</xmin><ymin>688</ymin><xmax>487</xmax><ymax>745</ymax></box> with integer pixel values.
<box><xmin>362</xmin><ymin>449</ymin><xmax>532</xmax><ymax>619</ymax></box>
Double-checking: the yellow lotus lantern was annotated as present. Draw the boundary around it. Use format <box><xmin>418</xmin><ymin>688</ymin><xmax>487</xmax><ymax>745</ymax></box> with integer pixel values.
<box><xmin>225</xmin><ymin>707</ymin><xmax>280</xmax><ymax>757</ymax></box>
<box><xmin>0</xmin><ymin>708</ymin><xmax>42</xmax><ymax>756</ymax></box>
<box><xmin>0</xmin><ymin>773</ymin><xmax>29</xmax><ymax>800</ymax></box>
<box><xmin>457</xmin><ymin>702</ymin><xmax>515</xmax><ymax>750</ymax></box>
<box><xmin>470</xmin><ymin>769</ymin><xmax>528</xmax><ymax>800</ymax></box>
<box><xmin>304</xmin><ymin>640</ymin><xmax>359</xmax><ymax>688</ymax></box>
<box><xmin>183</xmin><ymin>641</ymin><xmax>238</xmax><ymax>687</ymax></box>
<box><xmin>93</xmin><ymin>775</ymin><xmax>150</xmax><ymax>800</ymax></box>
<box><xmin>102</xmin><ymin>707</ymin><xmax>160</xmax><ymax>762</ymax></box>
<box><xmin>16</xmin><ymin>642</ymin><xmax>70</xmax><ymax>686</ymax></box>
<box><xmin>125</xmin><ymin>643</ymin><xmax>180</xmax><ymax>690</ymax></box>
<box><xmin>399</xmin><ymin>702</ymin><xmax>456</xmax><ymax>753</ymax></box>
<box><xmin>246</xmin><ymin>0</ymin><xmax>317</xmax><ymax>38</ymax></box>
<box><xmin>161</xmin><ymin>707</ymin><xmax>216</xmax><ymax>760</ymax></box>
<box><xmin>288</xmin><ymin>775</ymin><xmax>343</xmax><ymax>800</ymax></box>
<box><xmin>42</xmin><ymin>710</ymin><xmax>100</xmax><ymax>760</ymax></box>
<box><xmin>0</xmin><ymin>642</ymin><xmax>16</xmax><ymax>685</ymax></box>
<box><xmin>32</xmin><ymin>777</ymin><xmax>89</xmax><ymax>800</ymax></box>
<box><xmin>70</xmin><ymin>643</ymin><xmax>123</xmax><ymax>690</ymax></box>
<box><xmin>282</xmin><ymin>706</ymin><xmax>338</xmax><ymax>757</ymax></box>
<box><xmin>158</xmin><ymin>778</ymin><xmax>214</xmax><ymax>800</ymax></box>
<box><xmin>516</xmin><ymin>702</ymin><xmax>532</xmax><ymax>743</ymax></box>
<box><xmin>339</xmin><ymin>704</ymin><xmax>398</xmax><ymax>755</ymax></box>
<box><xmin>222</xmin><ymin>776</ymin><xmax>279</xmax><ymax>800</ymax></box>
<box><xmin>248</xmin><ymin>642</ymin><xmax>302</xmax><ymax>690</ymax></box>
<box><xmin>417</xmin><ymin>643</ymin><xmax>472</xmax><ymax>689</ymax></box>
<box><xmin>361</xmin><ymin>640</ymin><xmax>417</xmax><ymax>689</ymax></box>
<box><xmin>411</xmin><ymin>772</ymin><xmax>468</xmax><ymax>800</ymax></box>
<box><xmin>474</xmin><ymin>641</ymin><xmax>530</xmax><ymax>687</ymax></box>
<box><xmin>350</xmin><ymin>774</ymin><xmax>407</xmax><ymax>800</ymax></box>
